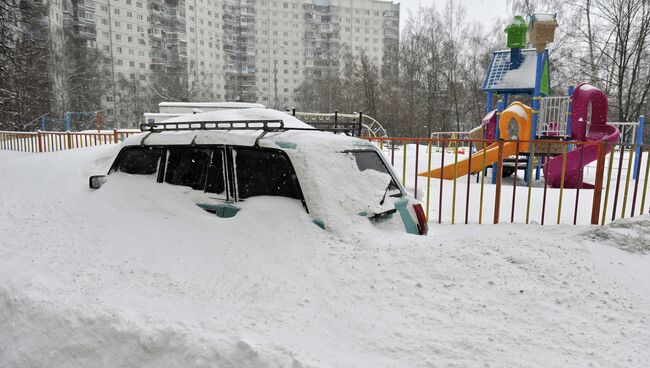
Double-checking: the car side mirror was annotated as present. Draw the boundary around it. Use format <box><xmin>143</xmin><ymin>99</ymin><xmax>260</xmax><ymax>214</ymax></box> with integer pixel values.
<box><xmin>89</xmin><ymin>175</ymin><xmax>107</xmax><ymax>189</ymax></box>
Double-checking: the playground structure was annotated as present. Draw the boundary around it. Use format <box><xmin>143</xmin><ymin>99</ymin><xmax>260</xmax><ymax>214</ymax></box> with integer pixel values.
<box><xmin>429</xmin><ymin>132</ymin><xmax>470</xmax><ymax>154</ymax></box>
<box><xmin>419</xmin><ymin>13</ymin><xmax>645</xmax><ymax>189</ymax></box>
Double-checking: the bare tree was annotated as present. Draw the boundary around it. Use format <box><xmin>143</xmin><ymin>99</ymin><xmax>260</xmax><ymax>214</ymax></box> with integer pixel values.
<box><xmin>0</xmin><ymin>0</ymin><xmax>52</xmax><ymax>130</ymax></box>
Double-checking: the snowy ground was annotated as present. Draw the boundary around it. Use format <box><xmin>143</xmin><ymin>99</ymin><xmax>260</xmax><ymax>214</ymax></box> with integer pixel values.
<box><xmin>1</xmin><ymin>147</ymin><xmax>650</xmax><ymax>367</ymax></box>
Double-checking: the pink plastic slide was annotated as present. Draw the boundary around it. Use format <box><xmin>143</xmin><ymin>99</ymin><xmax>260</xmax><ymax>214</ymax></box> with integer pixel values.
<box><xmin>545</xmin><ymin>83</ymin><xmax>620</xmax><ymax>189</ymax></box>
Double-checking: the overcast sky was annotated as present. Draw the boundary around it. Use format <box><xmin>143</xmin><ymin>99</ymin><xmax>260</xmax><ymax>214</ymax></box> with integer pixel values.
<box><xmin>397</xmin><ymin>0</ymin><xmax>510</xmax><ymax>29</ymax></box>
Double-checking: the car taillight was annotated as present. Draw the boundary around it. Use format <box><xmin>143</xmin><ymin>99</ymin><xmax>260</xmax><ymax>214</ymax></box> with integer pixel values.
<box><xmin>412</xmin><ymin>203</ymin><xmax>428</xmax><ymax>235</ymax></box>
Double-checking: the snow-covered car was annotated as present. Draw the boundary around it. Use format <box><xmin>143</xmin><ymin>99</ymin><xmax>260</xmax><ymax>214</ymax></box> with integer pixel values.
<box><xmin>89</xmin><ymin>108</ymin><xmax>428</xmax><ymax>235</ymax></box>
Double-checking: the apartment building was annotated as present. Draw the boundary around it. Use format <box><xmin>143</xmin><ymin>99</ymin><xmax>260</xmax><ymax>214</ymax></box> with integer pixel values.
<box><xmin>51</xmin><ymin>0</ymin><xmax>398</xmax><ymax>127</ymax></box>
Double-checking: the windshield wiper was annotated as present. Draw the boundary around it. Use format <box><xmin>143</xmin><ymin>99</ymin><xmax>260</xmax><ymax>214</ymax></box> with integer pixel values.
<box><xmin>379</xmin><ymin>180</ymin><xmax>392</xmax><ymax>205</ymax></box>
<box><xmin>379</xmin><ymin>180</ymin><xmax>401</xmax><ymax>205</ymax></box>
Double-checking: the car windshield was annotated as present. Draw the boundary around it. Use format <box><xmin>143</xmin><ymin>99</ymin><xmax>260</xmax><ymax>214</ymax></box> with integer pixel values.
<box><xmin>114</xmin><ymin>147</ymin><xmax>162</xmax><ymax>175</ymax></box>
<box><xmin>347</xmin><ymin>150</ymin><xmax>400</xmax><ymax>192</ymax></box>
<box><xmin>312</xmin><ymin>149</ymin><xmax>403</xmax><ymax>214</ymax></box>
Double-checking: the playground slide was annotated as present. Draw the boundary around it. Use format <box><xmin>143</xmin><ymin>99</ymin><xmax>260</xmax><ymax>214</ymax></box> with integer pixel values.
<box><xmin>545</xmin><ymin>124</ymin><xmax>619</xmax><ymax>189</ymax></box>
<box><xmin>420</xmin><ymin>102</ymin><xmax>532</xmax><ymax>180</ymax></box>
<box><xmin>545</xmin><ymin>83</ymin><xmax>621</xmax><ymax>189</ymax></box>
<box><xmin>419</xmin><ymin>141</ymin><xmax>519</xmax><ymax>180</ymax></box>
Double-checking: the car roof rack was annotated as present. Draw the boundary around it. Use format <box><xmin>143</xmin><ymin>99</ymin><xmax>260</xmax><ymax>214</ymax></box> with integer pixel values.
<box><xmin>140</xmin><ymin>119</ymin><xmax>285</xmax><ymax>132</ymax></box>
<box><xmin>140</xmin><ymin>119</ymin><xmax>361</xmax><ymax>136</ymax></box>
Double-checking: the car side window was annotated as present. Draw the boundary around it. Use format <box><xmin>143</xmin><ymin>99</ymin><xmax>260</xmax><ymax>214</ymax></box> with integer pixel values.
<box><xmin>233</xmin><ymin>148</ymin><xmax>299</xmax><ymax>200</ymax></box>
<box><xmin>114</xmin><ymin>147</ymin><xmax>162</xmax><ymax>175</ymax></box>
<box><xmin>164</xmin><ymin>148</ymin><xmax>211</xmax><ymax>190</ymax></box>
<box><xmin>205</xmin><ymin>148</ymin><xmax>226</xmax><ymax>196</ymax></box>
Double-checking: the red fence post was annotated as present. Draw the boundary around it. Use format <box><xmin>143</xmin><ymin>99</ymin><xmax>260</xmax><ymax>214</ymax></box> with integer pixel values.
<box><xmin>591</xmin><ymin>141</ymin><xmax>607</xmax><ymax>224</ymax></box>
<box><xmin>66</xmin><ymin>131</ymin><xmax>72</xmax><ymax>150</ymax></box>
<box><xmin>113</xmin><ymin>128</ymin><xmax>118</xmax><ymax>144</ymax></box>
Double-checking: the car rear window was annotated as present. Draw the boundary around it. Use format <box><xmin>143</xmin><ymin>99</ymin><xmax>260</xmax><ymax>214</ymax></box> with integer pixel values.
<box><xmin>115</xmin><ymin>147</ymin><xmax>162</xmax><ymax>175</ymax></box>
<box><xmin>234</xmin><ymin>148</ymin><xmax>299</xmax><ymax>200</ymax></box>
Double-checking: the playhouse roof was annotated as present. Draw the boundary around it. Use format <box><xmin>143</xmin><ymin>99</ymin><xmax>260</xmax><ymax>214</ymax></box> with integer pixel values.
<box><xmin>482</xmin><ymin>49</ymin><xmax>550</xmax><ymax>95</ymax></box>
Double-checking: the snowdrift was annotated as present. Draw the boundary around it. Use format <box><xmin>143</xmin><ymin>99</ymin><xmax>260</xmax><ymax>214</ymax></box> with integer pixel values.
<box><xmin>0</xmin><ymin>147</ymin><xmax>649</xmax><ymax>367</ymax></box>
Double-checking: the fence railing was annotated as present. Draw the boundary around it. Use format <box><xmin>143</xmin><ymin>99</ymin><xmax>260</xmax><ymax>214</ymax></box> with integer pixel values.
<box><xmin>2</xmin><ymin>130</ymin><xmax>648</xmax><ymax>226</ymax></box>
<box><xmin>0</xmin><ymin>129</ymin><xmax>140</xmax><ymax>152</ymax></box>
<box><xmin>367</xmin><ymin>137</ymin><xmax>649</xmax><ymax>226</ymax></box>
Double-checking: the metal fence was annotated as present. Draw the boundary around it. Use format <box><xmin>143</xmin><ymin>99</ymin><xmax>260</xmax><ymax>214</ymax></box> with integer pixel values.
<box><xmin>2</xmin><ymin>130</ymin><xmax>649</xmax><ymax>226</ymax></box>
<box><xmin>0</xmin><ymin>129</ymin><xmax>139</xmax><ymax>152</ymax></box>
<box><xmin>367</xmin><ymin>137</ymin><xmax>649</xmax><ymax>226</ymax></box>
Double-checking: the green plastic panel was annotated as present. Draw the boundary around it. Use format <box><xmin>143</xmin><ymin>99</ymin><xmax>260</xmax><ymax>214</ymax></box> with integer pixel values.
<box><xmin>394</xmin><ymin>198</ymin><xmax>419</xmax><ymax>235</ymax></box>
<box><xmin>197</xmin><ymin>203</ymin><xmax>241</xmax><ymax>218</ymax></box>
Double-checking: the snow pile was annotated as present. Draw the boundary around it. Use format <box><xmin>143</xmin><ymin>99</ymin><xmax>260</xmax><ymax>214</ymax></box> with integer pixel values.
<box><xmin>497</xmin><ymin>53</ymin><xmax>537</xmax><ymax>89</ymax></box>
<box><xmin>507</xmin><ymin>102</ymin><xmax>528</xmax><ymax>119</ymax></box>
<box><xmin>582</xmin><ymin>217</ymin><xmax>650</xmax><ymax>253</ymax></box>
<box><xmin>533</xmin><ymin>13</ymin><xmax>556</xmax><ymax>22</ymax></box>
<box><xmin>1</xmin><ymin>148</ymin><xmax>650</xmax><ymax>367</ymax></box>
<box><xmin>162</xmin><ymin>108</ymin><xmax>312</xmax><ymax>129</ymax></box>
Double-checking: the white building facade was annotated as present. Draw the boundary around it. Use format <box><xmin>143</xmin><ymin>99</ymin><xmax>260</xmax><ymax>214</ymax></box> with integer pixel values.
<box><xmin>49</xmin><ymin>0</ymin><xmax>399</xmax><ymax>127</ymax></box>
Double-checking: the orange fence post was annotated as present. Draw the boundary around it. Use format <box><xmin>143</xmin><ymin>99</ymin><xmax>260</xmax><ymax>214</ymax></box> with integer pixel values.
<box><xmin>66</xmin><ymin>131</ymin><xmax>72</xmax><ymax>150</ymax></box>
<box><xmin>590</xmin><ymin>141</ymin><xmax>607</xmax><ymax>225</ymax></box>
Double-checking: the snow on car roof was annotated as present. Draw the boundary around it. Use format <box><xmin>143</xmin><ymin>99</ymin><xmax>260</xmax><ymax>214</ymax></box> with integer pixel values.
<box><xmin>162</xmin><ymin>108</ymin><xmax>312</xmax><ymax>128</ymax></box>
<box><xmin>158</xmin><ymin>101</ymin><xmax>265</xmax><ymax>109</ymax></box>
<box><xmin>123</xmin><ymin>108</ymin><xmax>369</xmax><ymax>149</ymax></box>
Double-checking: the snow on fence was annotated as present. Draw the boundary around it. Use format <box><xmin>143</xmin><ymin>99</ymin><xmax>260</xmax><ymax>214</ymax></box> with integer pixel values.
<box><xmin>0</xmin><ymin>129</ymin><xmax>139</xmax><ymax>152</ymax></box>
<box><xmin>367</xmin><ymin>137</ymin><xmax>650</xmax><ymax>226</ymax></box>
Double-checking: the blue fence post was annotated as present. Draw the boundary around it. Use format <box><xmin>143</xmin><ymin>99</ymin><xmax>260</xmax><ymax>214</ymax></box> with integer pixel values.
<box><xmin>40</xmin><ymin>116</ymin><xmax>45</xmax><ymax>131</ymax></box>
<box><xmin>65</xmin><ymin>111</ymin><xmax>70</xmax><ymax>132</ymax></box>
<box><xmin>633</xmin><ymin>115</ymin><xmax>645</xmax><ymax>180</ymax></box>
<box><xmin>528</xmin><ymin>51</ymin><xmax>545</xmax><ymax>183</ymax></box>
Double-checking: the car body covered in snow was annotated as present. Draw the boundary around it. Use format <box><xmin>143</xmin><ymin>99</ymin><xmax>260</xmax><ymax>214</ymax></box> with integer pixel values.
<box><xmin>90</xmin><ymin>108</ymin><xmax>427</xmax><ymax>235</ymax></box>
